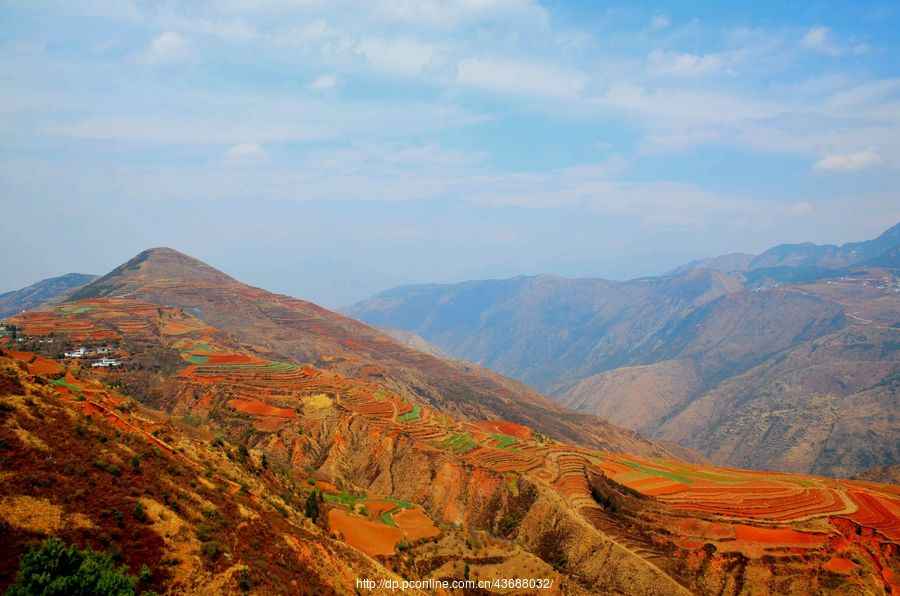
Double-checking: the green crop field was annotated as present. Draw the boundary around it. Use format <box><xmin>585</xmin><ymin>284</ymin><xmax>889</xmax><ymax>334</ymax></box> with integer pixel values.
<box><xmin>51</xmin><ymin>378</ymin><xmax>83</xmax><ymax>393</ymax></box>
<box><xmin>61</xmin><ymin>305</ymin><xmax>95</xmax><ymax>314</ymax></box>
<box><xmin>491</xmin><ymin>433</ymin><xmax>516</xmax><ymax>448</ymax></box>
<box><xmin>398</xmin><ymin>405</ymin><xmax>421</xmax><ymax>422</ymax></box>
<box><xmin>323</xmin><ymin>494</ymin><xmax>413</xmax><ymax>526</ymax></box>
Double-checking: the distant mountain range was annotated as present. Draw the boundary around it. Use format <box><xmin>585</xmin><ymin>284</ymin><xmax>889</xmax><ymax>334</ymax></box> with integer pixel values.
<box><xmin>0</xmin><ymin>273</ymin><xmax>97</xmax><ymax>318</ymax></box>
<box><xmin>748</xmin><ymin>222</ymin><xmax>900</xmax><ymax>269</ymax></box>
<box><xmin>347</xmin><ymin>222</ymin><xmax>900</xmax><ymax>477</ymax></box>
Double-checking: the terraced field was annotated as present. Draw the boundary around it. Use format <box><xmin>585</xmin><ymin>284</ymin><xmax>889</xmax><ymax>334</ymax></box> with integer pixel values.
<box><xmin>175</xmin><ymin>334</ymin><xmax>900</xmax><ymax>567</ymax></box>
<box><xmin>9</xmin><ymin>298</ymin><xmax>211</xmax><ymax>344</ymax></box>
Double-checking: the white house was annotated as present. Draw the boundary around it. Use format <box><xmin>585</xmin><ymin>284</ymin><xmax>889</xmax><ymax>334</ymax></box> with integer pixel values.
<box><xmin>91</xmin><ymin>358</ymin><xmax>121</xmax><ymax>368</ymax></box>
<box><xmin>64</xmin><ymin>347</ymin><xmax>86</xmax><ymax>358</ymax></box>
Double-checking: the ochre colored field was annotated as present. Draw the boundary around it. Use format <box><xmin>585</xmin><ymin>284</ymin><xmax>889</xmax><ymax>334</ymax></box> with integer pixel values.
<box><xmin>27</xmin><ymin>356</ymin><xmax>63</xmax><ymax>375</ymax></box>
<box><xmin>361</xmin><ymin>501</ymin><xmax>396</xmax><ymax>518</ymax></box>
<box><xmin>824</xmin><ymin>557</ymin><xmax>858</xmax><ymax>574</ymax></box>
<box><xmin>1</xmin><ymin>349</ymin><xmax>63</xmax><ymax>375</ymax></box>
<box><xmin>393</xmin><ymin>508</ymin><xmax>440</xmax><ymax>540</ymax></box>
<box><xmin>227</xmin><ymin>398</ymin><xmax>297</xmax><ymax>418</ymax></box>
<box><xmin>843</xmin><ymin>490</ymin><xmax>900</xmax><ymax>541</ymax></box>
<box><xmin>733</xmin><ymin>524</ymin><xmax>828</xmax><ymax>545</ymax></box>
<box><xmin>474</xmin><ymin>420</ymin><xmax>532</xmax><ymax>439</ymax></box>
<box><xmin>205</xmin><ymin>354</ymin><xmax>260</xmax><ymax>365</ymax></box>
<box><xmin>327</xmin><ymin>509</ymin><xmax>401</xmax><ymax>557</ymax></box>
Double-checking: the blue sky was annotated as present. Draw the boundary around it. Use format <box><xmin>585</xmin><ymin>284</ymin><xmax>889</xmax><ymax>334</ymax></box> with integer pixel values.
<box><xmin>1</xmin><ymin>0</ymin><xmax>898</xmax><ymax>306</ymax></box>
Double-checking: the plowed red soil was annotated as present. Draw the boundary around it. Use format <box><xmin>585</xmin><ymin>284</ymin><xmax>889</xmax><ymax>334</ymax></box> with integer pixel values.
<box><xmin>327</xmin><ymin>510</ymin><xmax>401</xmax><ymax>557</ymax></box>
<box><xmin>733</xmin><ymin>525</ymin><xmax>828</xmax><ymax>545</ymax></box>
<box><xmin>227</xmin><ymin>399</ymin><xmax>297</xmax><ymax>418</ymax></box>
<box><xmin>393</xmin><ymin>508</ymin><xmax>440</xmax><ymax>540</ymax></box>
<box><xmin>206</xmin><ymin>355</ymin><xmax>260</xmax><ymax>365</ymax></box>
<box><xmin>824</xmin><ymin>557</ymin><xmax>857</xmax><ymax>574</ymax></box>
<box><xmin>474</xmin><ymin>420</ymin><xmax>532</xmax><ymax>439</ymax></box>
<box><xmin>28</xmin><ymin>356</ymin><xmax>63</xmax><ymax>375</ymax></box>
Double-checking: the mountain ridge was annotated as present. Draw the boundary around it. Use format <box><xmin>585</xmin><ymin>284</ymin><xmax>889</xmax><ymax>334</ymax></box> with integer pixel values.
<box><xmin>347</xmin><ymin>223</ymin><xmax>900</xmax><ymax>477</ymax></box>
<box><xmin>0</xmin><ymin>273</ymin><xmax>97</xmax><ymax>318</ymax></box>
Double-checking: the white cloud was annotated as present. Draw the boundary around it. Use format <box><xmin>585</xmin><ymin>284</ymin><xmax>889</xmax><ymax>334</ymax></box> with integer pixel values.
<box><xmin>356</xmin><ymin>37</ymin><xmax>439</xmax><ymax>76</ymax></box>
<box><xmin>791</xmin><ymin>202</ymin><xmax>813</xmax><ymax>215</ymax></box>
<box><xmin>308</xmin><ymin>74</ymin><xmax>337</xmax><ymax>91</ymax></box>
<box><xmin>223</xmin><ymin>143</ymin><xmax>268</xmax><ymax>165</ymax></box>
<box><xmin>191</xmin><ymin>19</ymin><xmax>258</xmax><ymax>43</ymax></box>
<box><xmin>801</xmin><ymin>26</ymin><xmax>868</xmax><ymax>57</ymax></box>
<box><xmin>650</xmin><ymin>15</ymin><xmax>670</xmax><ymax>31</ymax></box>
<box><xmin>456</xmin><ymin>56</ymin><xmax>586</xmax><ymax>100</ymax></box>
<box><xmin>813</xmin><ymin>149</ymin><xmax>881</xmax><ymax>172</ymax></box>
<box><xmin>371</xmin><ymin>0</ymin><xmax>548</xmax><ymax>29</ymax></box>
<box><xmin>269</xmin><ymin>20</ymin><xmax>337</xmax><ymax>48</ymax></box>
<box><xmin>134</xmin><ymin>31</ymin><xmax>199</xmax><ymax>65</ymax></box>
<box><xmin>40</xmin><ymin>92</ymin><xmax>486</xmax><ymax>144</ymax></box>
<box><xmin>464</xmin><ymin>165</ymin><xmax>778</xmax><ymax>228</ymax></box>
<box><xmin>647</xmin><ymin>49</ymin><xmax>727</xmax><ymax>77</ymax></box>
<box><xmin>602</xmin><ymin>83</ymin><xmax>782</xmax><ymax>126</ymax></box>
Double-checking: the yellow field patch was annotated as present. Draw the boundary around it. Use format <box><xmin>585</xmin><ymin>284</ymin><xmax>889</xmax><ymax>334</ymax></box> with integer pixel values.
<box><xmin>0</xmin><ymin>495</ymin><xmax>63</xmax><ymax>533</ymax></box>
<box><xmin>301</xmin><ymin>393</ymin><xmax>333</xmax><ymax>418</ymax></box>
<box><xmin>12</xmin><ymin>427</ymin><xmax>49</xmax><ymax>452</ymax></box>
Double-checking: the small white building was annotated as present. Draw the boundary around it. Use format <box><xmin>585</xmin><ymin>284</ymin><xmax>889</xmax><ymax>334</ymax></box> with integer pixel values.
<box><xmin>64</xmin><ymin>347</ymin><xmax>86</xmax><ymax>358</ymax></box>
<box><xmin>91</xmin><ymin>358</ymin><xmax>121</xmax><ymax>368</ymax></box>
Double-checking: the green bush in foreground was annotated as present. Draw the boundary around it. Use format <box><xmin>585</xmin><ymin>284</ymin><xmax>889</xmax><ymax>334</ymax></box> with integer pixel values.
<box><xmin>7</xmin><ymin>537</ymin><xmax>137</xmax><ymax>595</ymax></box>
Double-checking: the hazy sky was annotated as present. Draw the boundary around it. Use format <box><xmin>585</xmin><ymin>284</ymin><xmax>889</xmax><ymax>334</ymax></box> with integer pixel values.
<box><xmin>1</xmin><ymin>1</ymin><xmax>898</xmax><ymax>307</ymax></box>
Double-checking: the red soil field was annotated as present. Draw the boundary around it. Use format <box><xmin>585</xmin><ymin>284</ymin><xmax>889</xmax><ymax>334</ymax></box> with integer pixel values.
<box><xmin>842</xmin><ymin>491</ymin><xmax>900</xmax><ymax>541</ymax></box>
<box><xmin>2</xmin><ymin>350</ymin><xmax>62</xmax><ymax>375</ymax></box>
<box><xmin>327</xmin><ymin>509</ymin><xmax>402</xmax><ymax>557</ymax></box>
<box><xmin>733</xmin><ymin>524</ymin><xmax>828</xmax><ymax>545</ymax></box>
<box><xmin>205</xmin><ymin>354</ymin><xmax>261</xmax><ymax>365</ymax></box>
<box><xmin>474</xmin><ymin>420</ymin><xmax>532</xmax><ymax>439</ymax></box>
<box><xmin>640</xmin><ymin>482</ymin><xmax>692</xmax><ymax>497</ymax></box>
<box><xmin>824</xmin><ymin>557</ymin><xmax>857</xmax><ymax>574</ymax></box>
<box><xmin>393</xmin><ymin>508</ymin><xmax>440</xmax><ymax>540</ymax></box>
<box><xmin>79</xmin><ymin>401</ymin><xmax>133</xmax><ymax>433</ymax></box>
<box><xmin>362</xmin><ymin>501</ymin><xmax>396</xmax><ymax>518</ymax></box>
<box><xmin>3</xmin><ymin>349</ymin><xmax>35</xmax><ymax>363</ymax></box>
<box><xmin>227</xmin><ymin>398</ymin><xmax>298</xmax><ymax>418</ymax></box>
<box><xmin>27</xmin><ymin>356</ymin><xmax>63</xmax><ymax>375</ymax></box>
<box><xmin>314</xmin><ymin>481</ymin><xmax>340</xmax><ymax>494</ymax></box>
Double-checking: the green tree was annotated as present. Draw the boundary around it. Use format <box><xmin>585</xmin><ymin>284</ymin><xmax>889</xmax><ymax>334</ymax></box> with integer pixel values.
<box><xmin>304</xmin><ymin>490</ymin><xmax>321</xmax><ymax>521</ymax></box>
<box><xmin>7</xmin><ymin>537</ymin><xmax>137</xmax><ymax>595</ymax></box>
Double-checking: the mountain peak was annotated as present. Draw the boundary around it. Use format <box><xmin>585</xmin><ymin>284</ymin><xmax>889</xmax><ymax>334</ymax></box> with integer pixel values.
<box><xmin>68</xmin><ymin>247</ymin><xmax>236</xmax><ymax>301</ymax></box>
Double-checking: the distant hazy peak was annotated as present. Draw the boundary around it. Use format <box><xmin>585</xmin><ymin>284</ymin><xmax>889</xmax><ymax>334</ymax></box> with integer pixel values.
<box><xmin>68</xmin><ymin>247</ymin><xmax>238</xmax><ymax>301</ymax></box>
<box><xmin>0</xmin><ymin>273</ymin><xmax>98</xmax><ymax>318</ymax></box>
<box><xmin>665</xmin><ymin>253</ymin><xmax>756</xmax><ymax>276</ymax></box>
<box><xmin>748</xmin><ymin>221</ymin><xmax>900</xmax><ymax>270</ymax></box>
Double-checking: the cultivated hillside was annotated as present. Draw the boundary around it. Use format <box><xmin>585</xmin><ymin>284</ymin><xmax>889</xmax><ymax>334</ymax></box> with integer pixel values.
<box><xmin>65</xmin><ymin>247</ymin><xmax>665</xmax><ymax>458</ymax></box>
